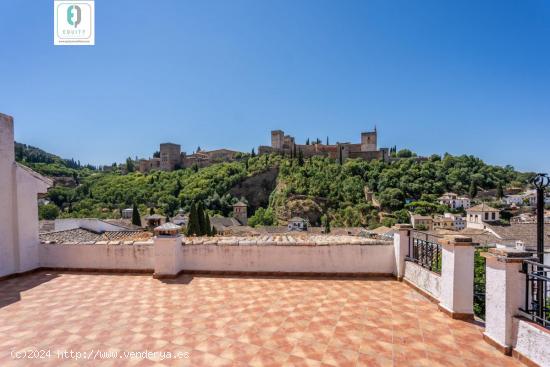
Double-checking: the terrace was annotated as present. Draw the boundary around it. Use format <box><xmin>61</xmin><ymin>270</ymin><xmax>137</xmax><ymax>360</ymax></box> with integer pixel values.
<box><xmin>0</xmin><ymin>271</ymin><xmax>521</xmax><ymax>367</ymax></box>
<box><xmin>1</xmin><ymin>114</ymin><xmax>548</xmax><ymax>366</ymax></box>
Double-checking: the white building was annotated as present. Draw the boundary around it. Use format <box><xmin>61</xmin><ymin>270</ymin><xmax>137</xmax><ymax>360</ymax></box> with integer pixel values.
<box><xmin>465</xmin><ymin>203</ymin><xmax>500</xmax><ymax>230</ymax></box>
<box><xmin>438</xmin><ymin>193</ymin><xmax>471</xmax><ymax>209</ymax></box>
<box><xmin>288</xmin><ymin>217</ymin><xmax>308</xmax><ymax>231</ymax></box>
<box><xmin>0</xmin><ymin>113</ymin><xmax>52</xmax><ymax>278</ymax></box>
<box><xmin>444</xmin><ymin>213</ymin><xmax>466</xmax><ymax>230</ymax></box>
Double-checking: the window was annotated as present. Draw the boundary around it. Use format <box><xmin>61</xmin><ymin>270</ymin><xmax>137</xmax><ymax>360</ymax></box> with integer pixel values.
<box><xmin>492</xmin><ymin>212</ymin><xmax>496</xmax><ymax>220</ymax></box>
<box><xmin>485</xmin><ymin>213</ymin><xmax>489</xmax><ymax>221</ymax></box>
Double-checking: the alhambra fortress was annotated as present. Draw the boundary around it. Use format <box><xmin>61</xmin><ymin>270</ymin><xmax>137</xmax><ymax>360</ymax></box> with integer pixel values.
<box><xmin>137</xmin><ymin>128</ymin><xmax>389</xmax><ymax>173</ymax></box>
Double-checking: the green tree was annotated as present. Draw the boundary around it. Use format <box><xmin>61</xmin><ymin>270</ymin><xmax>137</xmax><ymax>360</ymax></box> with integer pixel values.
<box><xmin>38</xmin><ymin>204</ymin><xmax>60</xmax><ymax>220</ymax></box>
<box><xmin>197</xmin><ymin>202</ymin><xmax>206</xmax><ymax>235</ymax></box>
<box><xmin>397</xmin><ymin>149</ymin><xmax>413</xmax><ymax>158</ymax></box>
<box><xmin>131</xmin><ymin>203</ymin><xmax>141</xmax><ymax>226</ymax></box>
<box><xmin>298</xmin><ymin>149</ymin><xmax>304</xmax><ymax>166</ymax></box>
<box><xmin>186</xmin><ymin>202</ymin><xmax>199</xmax><ymax>236</ymax></box>
<box><xmin>251</xmin><ymin>148</ymin><xmax>256</xmax><ymax>157</ymax></box>
<box><xmin>496</xmin><ymin>182</ymin><xmax>504</xmax><ymax>199</ymax></box>
<box><xmin>204</xmin><ymin>212</ymin><xmax>212</xmax><ymax>236</ymax></box>
<box><xmin>379</xmin><ymin>188</ymin><xmax>405</xmax><ymax>211</ymax></box>
<box><xmin>323</xmin><ymin>214</ymin><xmax>331</xmax><ymax>233</ymax></box>
<box><xmin>469</xmin><ymin>181</ymin><xmax>478</xmax><ymax>198</ymax></box>
<box><xmin>126</xmin><ymin>157</ymin><xmax>135</xmax><ymax>173</ymax></box>
<box><xmin>248</xmin><ymin>207</ymin><xmax>276</xmax><ymax>227</ymax></box>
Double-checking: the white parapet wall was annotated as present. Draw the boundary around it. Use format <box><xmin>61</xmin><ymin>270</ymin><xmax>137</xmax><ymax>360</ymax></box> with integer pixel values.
<box><xmin>39</xmin><ymin>242</ymin><xmax>154</xmax><ymax>271</ymax></box>
<box><xmin>403</xmin><ymin>261</ymin><xmax>441</xmax><ymax>300</ymax></box>
<box><xmin>181</xmin><ymin>243</ymin><xmax>395</xmax><ymax>274</ymax></box>
<box><xmin>38</xmin><ymin>236</ymin><xmax>395</xmax><ymax>276</ymax></box>
<box><xmin>512</xmin><ymin>317</ymin><xmax>550</xmax><ymax>366</ymax></box>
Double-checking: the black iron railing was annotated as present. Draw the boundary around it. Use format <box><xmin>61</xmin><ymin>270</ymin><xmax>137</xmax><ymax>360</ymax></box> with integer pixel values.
<box><xmin>406</xmin><ymin>231</ymin><xmax>442</xmax><ymax>274</ymax></box>
<box><xmin>520</xmin><ymin>260</ymin><xmax>550</xmax><ymax>329</ymax></box>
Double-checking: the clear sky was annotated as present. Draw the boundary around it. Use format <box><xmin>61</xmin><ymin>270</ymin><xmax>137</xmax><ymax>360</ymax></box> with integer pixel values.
<box><xmin>0</xmin><ymin>0</ymin><xmax>548</xmax><ymax>173</ymax></box>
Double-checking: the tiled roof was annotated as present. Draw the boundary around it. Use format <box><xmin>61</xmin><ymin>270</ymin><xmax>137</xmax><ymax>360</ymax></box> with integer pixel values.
<box><xmin>467</xmin><ymin>203</ymin><xmax>499</xmax><ymax>212</ymax></box>
<box><xmin>486</xmin><ymin>223</ymin><xmax>550</xmax><ymax>248</ymax></box>
<box><xmin>40</xmin><ymin>228</ymin><xmax>151</xmax><ymax>243</ymax></box>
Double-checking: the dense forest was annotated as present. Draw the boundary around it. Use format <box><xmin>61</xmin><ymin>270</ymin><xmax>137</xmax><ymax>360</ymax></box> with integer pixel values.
<box><xmin>18</xmin><ymin>143</ymin><xmax>533</xmax><ymax>226</ymax></box>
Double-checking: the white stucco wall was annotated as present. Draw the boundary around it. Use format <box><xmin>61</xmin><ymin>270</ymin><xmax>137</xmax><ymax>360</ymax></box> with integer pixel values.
<box><xmin>0</xmin><ymin>113</ymin><xmax>51</xmax><ymax>278</ymax></box>
<box><xmin>180</xmin><ymin>244</ymin><xmax>395</xmax><ymax>274</ymax></box>
<box><xmin>403</xmin><ymin>261</ymin><xmax>441</xmax><ymax>300</ymax></box>
<box><xmin>38</xmin><ymin>242</ymin><xmax>395</xmax><ymax>275</ymax></box>
<box><xmin>512</xmin><ymin>318</ymin><xmax>550</xmax><ymax>367</ymax></box>
<box><xmin>39</xmin><ymin>243</ymin><xmax>154</xmax><ymax>271</ymax></box>
<box><xmin>0</xmin><ymin>114</ymin><xmax>17</xmax><ymax>277</ymax></box>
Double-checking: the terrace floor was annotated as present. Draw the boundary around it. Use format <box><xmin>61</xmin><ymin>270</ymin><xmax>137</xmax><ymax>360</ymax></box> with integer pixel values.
<box><xmin>0</xmin><ymin>271</ymin><xmax>522</xmax><ymax>367</ymax></box>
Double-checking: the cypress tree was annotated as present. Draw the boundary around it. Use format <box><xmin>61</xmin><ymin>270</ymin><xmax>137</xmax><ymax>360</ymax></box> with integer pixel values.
<box><xmin>469</xmin><ymin>181</ymin><xmax>478</xmax><ymax>199</ymax></box>
<box><xmin>187</xmin><ymin>202</ymin><xmax>199</xmax><ymax>236</ymax></box>
<box><xmin>298</xmin><ymin>149</ymin><xmax>304</xmax><ymax>166</ymax></box>
<box><xmin>197</xmin><ymin>202</ymin><xmax>206</xmax><ymax>236</ymax></box>
<box><xmin>131</xmin><ymin>203</ymin><xmax>141</xmax><ymax>227</ymax></box>
<box><xmin>323</xmin><ymin>215</ymin><xmax>331</xmax><ymax>234</ymax></box>
<box><xmin>496</xmin><ymin>182</ymin><xmax>504</xmax><ymax>199</ymax></box>
<box><xmin>205</xmin><ymin>213</ymin><xmax>212</xmax><ymax>236</ymax></box>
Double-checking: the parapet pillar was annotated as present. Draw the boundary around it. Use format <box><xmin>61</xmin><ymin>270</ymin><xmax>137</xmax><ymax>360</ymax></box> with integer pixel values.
<box><xmin>438</xmin><ymin>236</ymin><xmax>475</xmax><ymax>319</ymax></box>
<box><xmin>482</xmin><ymin>248</ymin><xmax>535</xmax><ymax>355</ymax></box>
<box><xmin>393</xmin><ymin>224</ymin><xmax>412</xmax><ymax>280</ymax></box>
<box><xmin>153</xmin><ymin>223</ymin><xmax>183</xmax><ymax>279</ymax></box>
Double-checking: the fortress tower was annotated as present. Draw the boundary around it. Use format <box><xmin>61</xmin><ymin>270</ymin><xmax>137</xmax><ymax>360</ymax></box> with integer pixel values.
<box><xmin>361</xmin><ymin>127</ymin><xmax>377</xmax><ymax>152</ymax></box>
<box><xmin>271</xmin><ymin>130</ymin><xmax>284</xmax><ymax>150</ymax></box>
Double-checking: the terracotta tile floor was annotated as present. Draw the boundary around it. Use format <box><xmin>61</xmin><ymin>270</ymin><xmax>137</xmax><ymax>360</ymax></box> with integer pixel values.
<box><xmin>0</xmin><ymin>271</ymin><xmax>523</xmax><ymax>367</ymax></box>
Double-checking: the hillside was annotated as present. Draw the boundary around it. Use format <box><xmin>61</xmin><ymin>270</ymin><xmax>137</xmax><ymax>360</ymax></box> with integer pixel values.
<box><xmin>15</xmin><ymin>142</ymin><xmax>95</xmax><ymax>183</ymax></box>
<box><xmin>18</xmin><ymin>142</ymin><xmax>533</xmax><ymax>224</ymax></box>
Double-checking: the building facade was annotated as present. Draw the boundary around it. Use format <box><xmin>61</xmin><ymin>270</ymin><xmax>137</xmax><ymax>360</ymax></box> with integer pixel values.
<box><xmin>466</xmin><ymin>203</ymin><xmax>500</xmax><ymax>229</ymax></box>
<box><xmin>438</xmin><ymin>193</ymin><xmax>471</xmax><ymax>209</ymax></box>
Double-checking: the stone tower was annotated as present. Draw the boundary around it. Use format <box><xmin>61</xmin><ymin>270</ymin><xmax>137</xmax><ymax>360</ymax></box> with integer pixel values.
<box><xmin>361</xmin><ymin>127</ymin><xmax>377</xmax><ymax>152</ymax></box>
<box><xmin>271</xmin><ymin>130</ymin><xmax>284</xmax><ymax>150</ymax></box>
<box><xmin>159</xmin><ymin>143</ymin><xmax>181</xmax><ymax>171</ymax></box>
<box><xmin>233</xmin><ymin>201</ymin><xmax>248</xmax><ymax>225</ymax></box>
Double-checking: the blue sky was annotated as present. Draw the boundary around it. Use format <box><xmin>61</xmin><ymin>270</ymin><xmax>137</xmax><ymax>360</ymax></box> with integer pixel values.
<box><xmin>0</xmin><ymin>0</ymin><xmax>549</xmax><ymax>173</ymax></box>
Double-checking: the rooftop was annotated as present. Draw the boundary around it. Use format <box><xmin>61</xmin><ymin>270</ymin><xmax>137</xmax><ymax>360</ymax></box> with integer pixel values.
<box><xmin>0</xmin><ymin>271</ymin><xmax>522</xmax><ymax>367</ymax></box>
<box><xmin>467</xmin><ymin>203</ymin><xmax>500</xmax><ymax>212</ymax></box>
<box><xmin>39</xmin><ymin>228</ymin><xmax>152</xmax><ymax>243</ymax></box>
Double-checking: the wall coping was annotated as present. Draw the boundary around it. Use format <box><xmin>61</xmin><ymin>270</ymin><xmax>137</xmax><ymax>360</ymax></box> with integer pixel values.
<box><xmin>481</xmin><ymin>248</ymin><xmax>536</xmax><ymax>263</ymax></box>
<box><xmin>41</xmin><ymin>235</ymin><xmax>392</xmax><ymax>247</ymax></box>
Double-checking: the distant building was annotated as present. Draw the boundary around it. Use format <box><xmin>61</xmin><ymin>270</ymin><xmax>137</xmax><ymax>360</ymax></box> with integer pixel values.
<box><xmin>503</xmin><ymin>189</ymin><xmax>550</xmax><ymax>207</ymax></box>
<box><xmin>466</xmin><ymin>203</ymin><xmax>500</xmax><ymax>229</ymax></box>
<box><xmin>138</xmin><ymin>144</ymin><xmax>241</xmax><ymax>173</ymax></box>
<box><xmin>444</xmin><ymin>213</ymin><xmax>466</xmax><ymax>230</ymax></box>
<box><xmin>144</xmin><ymin>214</ymin><xmax>164</xmax><ymax>229</ymax></box>
<box><xmin>288</xmin><ymin>217</ymin><xmax>308</xmax><ymax>231</ymax></box>
<box><xmin>121</xmin><ymin>208</ymin><xmax>133</xmax><ymax>219</ymax></box>
<box><xmin>410</xmin><ymin>214</ymin><xmax>433</xmax><ymax>231</ymax></box>
<box><xmin>258</xmin><ymin>128</ymin><xmax>389</xmax><ymax>162</ymax></box>
<box><xmin>233</xmin><ymin>201</ymin><xmax>248</xmax><ymax>225</ymax></box>
<box><xmin>160</xmin><ymin>143</ymin><xmax>182</xmax><ymax>171</ymax></box>
<box><xmin>438</xmin><ymin>193</ymin><xmax>471</xmax><ymax>209</ymax></box>
<box><xmin>433</xmin><ymin>215</ymin><xmax>454</xmax><ymax>230</ymax></box>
